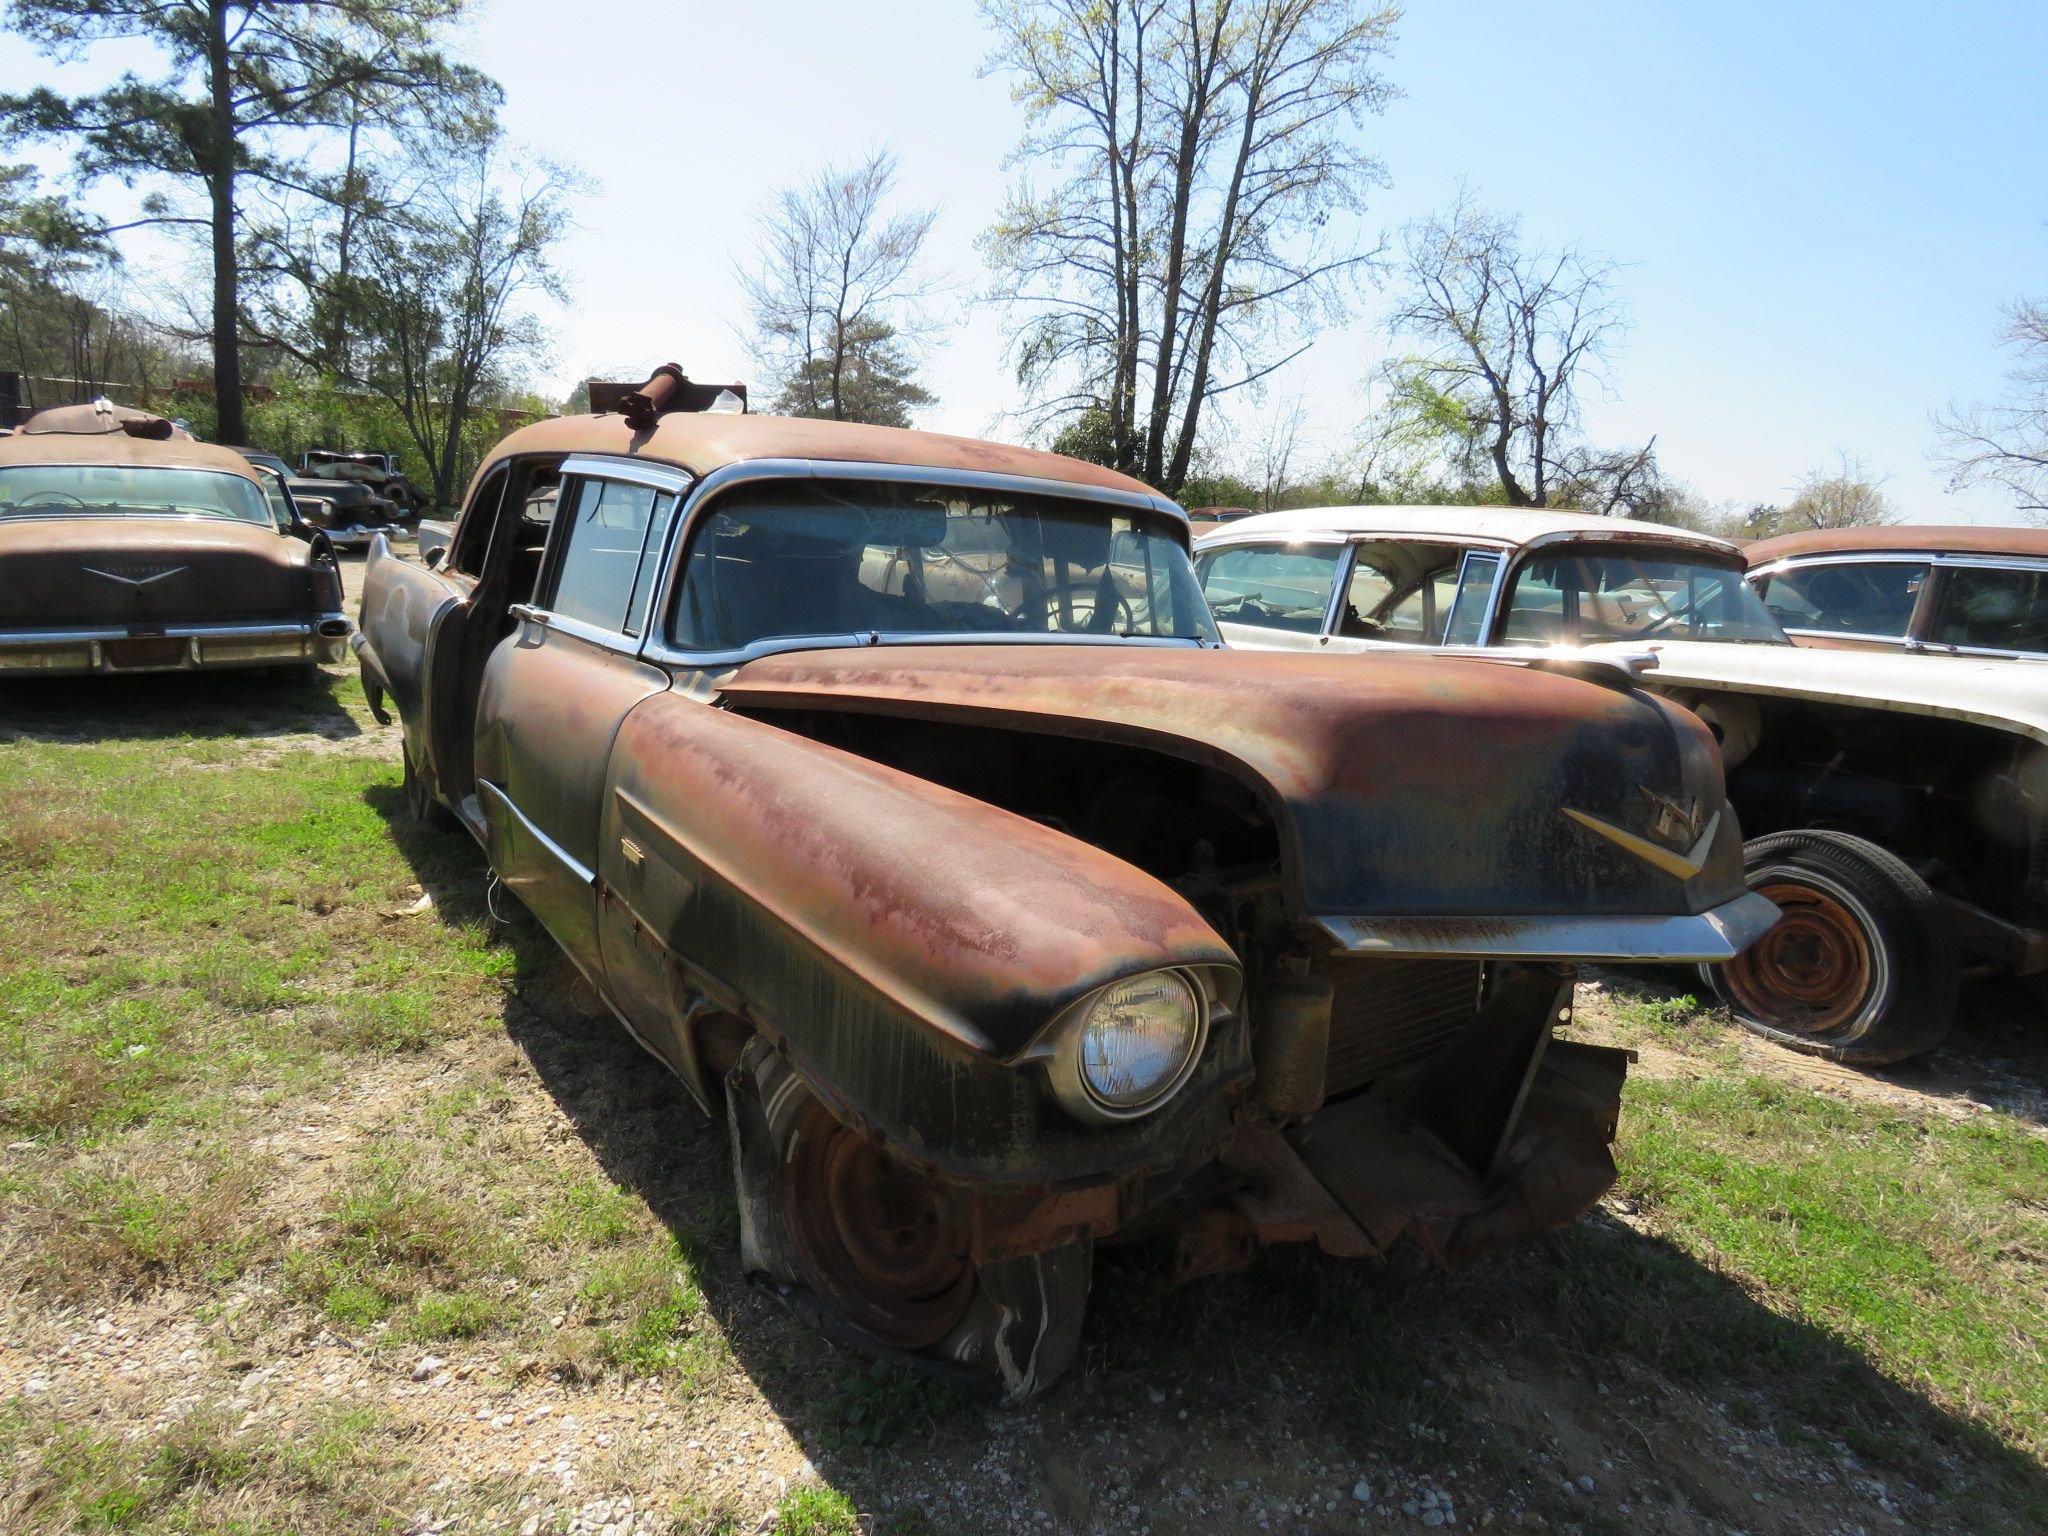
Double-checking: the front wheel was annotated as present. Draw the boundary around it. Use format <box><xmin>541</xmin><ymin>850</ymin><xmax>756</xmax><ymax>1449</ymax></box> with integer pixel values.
<box><xmin>1703</xmin><ymin>830</ymin><xmax>1958</xmax><ymax>1066</ymax></box>
<box><xmin>726</xmin><ymin>1039</ymin><xmax>1089</xmax><ymax>1402</ymax></box>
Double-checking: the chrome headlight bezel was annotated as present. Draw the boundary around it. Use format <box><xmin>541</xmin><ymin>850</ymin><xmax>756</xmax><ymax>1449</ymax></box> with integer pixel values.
<box><xmin>1041</xmin><ymin>967</ymin><xmax>1212</xmax><ymax>1125</ymax></box>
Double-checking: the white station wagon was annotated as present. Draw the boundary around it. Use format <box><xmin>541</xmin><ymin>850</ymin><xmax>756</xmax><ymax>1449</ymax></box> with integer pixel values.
<box><xmin>1197</xmin><ymin>507</ymin><xmax>2048</xmax><ymax>1067</ymax></box>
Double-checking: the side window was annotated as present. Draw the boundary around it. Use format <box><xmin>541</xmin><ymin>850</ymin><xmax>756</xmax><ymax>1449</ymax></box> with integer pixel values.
<box><xmin>1339</xmin><ymin>543</ymin><xmax>1467</xmax><ymax>643</ymax></box>
<box><xmin>546</xmin><ymin>477</ymin><xmax>668</xmax><ymax>632</ymax></box>
<box><xmin>1928</xmin><ymin>566</ymin><xmax>2048</xmax><ymax>655</ymax></box>
<box><xmin>1442</xmin><ymin>552</ymin><xmax>1503</xmax><ymax>645</ymax></box>
<box><xmin>1194</xmin><ymin>543</ymin><xmax>1343</xmax><ymax>633</ymax></box>
<box><xmin>450</xmin><ymin>467</ymin><xmax>509</xmax><ymax>577</ymax></box>
<box><xmin>1759</xmin><ymin>561</ymin><xmax>1926</xmax><ymax>638</ymax></box>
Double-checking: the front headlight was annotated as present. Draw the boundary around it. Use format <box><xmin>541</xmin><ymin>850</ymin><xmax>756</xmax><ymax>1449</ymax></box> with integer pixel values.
<box><xmin>1040</xmin><ymin>968</ymin><xmax>1208</xmax><ymax>1123</ymax></box>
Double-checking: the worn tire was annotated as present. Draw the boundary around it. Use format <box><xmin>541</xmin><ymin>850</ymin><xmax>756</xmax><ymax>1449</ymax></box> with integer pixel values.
<box><xmin>726</xmin><ymin>1038</ymin><xmax>1089</xmax><ymax>1403</ymax></box>
<box><xmin>1703</xmin><ymin>830</ymin><xmax>1958</xmax><ymax>1066</ymax></box>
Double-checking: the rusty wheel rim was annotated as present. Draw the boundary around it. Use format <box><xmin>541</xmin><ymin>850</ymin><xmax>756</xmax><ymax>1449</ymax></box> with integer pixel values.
<box><xmin>780</xmin><ymin>1104</ymin><xmax>975</xmax><ymax>1350</ymax></box>
<box><xmin>1721</xmin><ymin>873</ymin><xmax>1882</xmax><ymax>1040</ymax></box>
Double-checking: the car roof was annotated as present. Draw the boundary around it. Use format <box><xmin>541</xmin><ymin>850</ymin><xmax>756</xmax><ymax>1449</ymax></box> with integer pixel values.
<box><xmin>1194</xmin><ymin>504</ymin><xmax>1745</xmax><ymax>559</ymax></box>
<box><xmin>1746</xmin><ymin>523</ymin><xmax>2048</xmax><ymax>565</ymax></box>
<box><xmin>0</xmin><ymin>423</ymin><xmax>264</xmax><ymax>483</ymax></box>
<box><xmin>474</xmin><ymin>411</ymin><xmax>1169</xmax><ymax>509</ymax></box>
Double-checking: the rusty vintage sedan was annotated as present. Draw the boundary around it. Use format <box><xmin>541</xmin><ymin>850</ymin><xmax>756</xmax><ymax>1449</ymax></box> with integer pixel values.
<box><xmin>0</xmin><ymin>401</ymin><xmax>350</xmax><ymax>677</ymax></box>
<box><xmin>355</xmin><ymin>370</ymin><xmax>1774</xmax><ymax>1399</ymax></box>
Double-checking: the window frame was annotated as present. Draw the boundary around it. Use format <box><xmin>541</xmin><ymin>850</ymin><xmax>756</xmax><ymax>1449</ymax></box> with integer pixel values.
<box><xmin>516</xmin><ymin>456</ymin><xmax>693</xmax><ymax>653</ymax></box>
<box><xmin>1916</xmin><ymin>558</ymin><xmax>2048</xmax><ymax>659</ymax></box>
<box><xmin>1748</xmin><ymin>553</ymin><xmax>1937</xmax><ymax>648</ymax></box>
<box><xmin>637</xmin><ymin>457</ymin><xmax>1210</xmax><ymax>669</ymax></box>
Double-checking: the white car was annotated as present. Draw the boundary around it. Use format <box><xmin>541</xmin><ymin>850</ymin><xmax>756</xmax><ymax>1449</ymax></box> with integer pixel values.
<box><xmin>1196</xmin><ymin>506</ymin><xmax>2048</xmax><ymax>1065</ymax></box>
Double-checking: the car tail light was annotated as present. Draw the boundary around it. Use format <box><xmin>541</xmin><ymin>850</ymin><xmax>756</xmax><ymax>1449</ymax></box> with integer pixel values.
<box><xmin>313</xmin><ymin>558</ymin><xmax>343</xmax><ymax>611</ymax></box>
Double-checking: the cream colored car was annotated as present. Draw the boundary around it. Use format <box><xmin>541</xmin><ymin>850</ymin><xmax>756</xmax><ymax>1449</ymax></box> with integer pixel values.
<box><xmin>1198</xmin><ymin>507</ymin><xmax>2048</xmax><ymax>1066</ymax></box>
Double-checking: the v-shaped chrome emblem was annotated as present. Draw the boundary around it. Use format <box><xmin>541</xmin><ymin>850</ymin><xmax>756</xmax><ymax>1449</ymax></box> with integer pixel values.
<box><xmin>82</xmin><ymin>565</ymin><xmax>186</xmax><ymax>587</ymax></box>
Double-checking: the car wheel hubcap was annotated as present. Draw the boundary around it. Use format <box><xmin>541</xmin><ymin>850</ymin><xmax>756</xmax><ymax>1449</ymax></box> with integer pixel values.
<box><xmin>781</xmin><ymin>1104</ymin><xmax>974</xmax><ymax>1349</ymax></box>
<box><xmin>1722</xmin><ymin>877</ymin><xmax>1875</xmax><ymax>1037</ymax></box>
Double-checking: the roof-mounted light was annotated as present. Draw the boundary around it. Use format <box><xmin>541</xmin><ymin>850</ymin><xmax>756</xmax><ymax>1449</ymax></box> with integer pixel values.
<box><xmin>588</xmin><ymin>364</ymin><xmax>748</xmax><ymax>430</ymax></box>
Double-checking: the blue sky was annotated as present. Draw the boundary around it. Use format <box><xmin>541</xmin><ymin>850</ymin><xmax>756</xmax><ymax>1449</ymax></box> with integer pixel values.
<box><xmin>6</xmin><ymin>1</ymin><xmax>2044</xmax><ymax>521</ymax></box>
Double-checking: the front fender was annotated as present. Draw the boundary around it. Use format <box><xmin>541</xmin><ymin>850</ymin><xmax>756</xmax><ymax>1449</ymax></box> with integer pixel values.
<box><xmin>599</xmin><ymin>695</ymin><xmax>1245</xmax><ymax>1186</ymax></box>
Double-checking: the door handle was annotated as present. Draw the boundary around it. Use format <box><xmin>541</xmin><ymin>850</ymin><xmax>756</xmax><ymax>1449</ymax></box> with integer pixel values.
<box><xmin>508</xmin><ymin>603</ymin><xmax>549</xmax><ymax>629</ymax></box>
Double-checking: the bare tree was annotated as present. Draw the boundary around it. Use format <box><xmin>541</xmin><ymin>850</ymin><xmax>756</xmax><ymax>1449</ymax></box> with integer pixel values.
<box><xmin>341</xmin><ymin>136</ymin><xmax>573</xmax><ymax>505</ymax></box>
<box><xmin>980</xmin><ymin>0</ymin><xmax>1398</xmax><ymax>496</ymax></box>
<box><xmin>1380</xmin><ymin>193</ymin><xmax>1657</xmax><ymax>511</ymax></box>
<box><xmin>1936</xmin><ymin>298</ymin><xmax>2048</xmax><ymax>519</ymax></box>
<box><xmin>739</xmin><ymin>150</ymin><xmax>939</xmax><ymax>426</ymax></box>
<box><xmin>1764</xmin><ymin>452</ymin><xmax>1900</xmax><ymax>535</ymax></box>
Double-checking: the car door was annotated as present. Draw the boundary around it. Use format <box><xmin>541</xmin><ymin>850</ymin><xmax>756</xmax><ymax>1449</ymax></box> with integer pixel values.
<box><xmin>1751</xmin><ymin>557</ymin><xmax>1931</xmax><ymax>651</ymax></box>
<box><xmin>357</xmin><ymin>466</ymin><xmax>509</xmax><ymax>790</ymax></box>
<box><xmin>471</xmin><ymin>459</ymin><xmax>684</xmax><ymax>980</ymax></box>
<box><xmin>1322</xmin><ymin>541</ymin><xmax>1479</xmax><ymax>655</ymax></box>
<box><xmin>1193</xmin><ymin>540</ymin><xmax>1346</xmax><ymax>650</ymax></box>
<box><xmin>1919</xmin><ymin>561</ymin><xmax>2048</xmax><ymax>659</ymax></box>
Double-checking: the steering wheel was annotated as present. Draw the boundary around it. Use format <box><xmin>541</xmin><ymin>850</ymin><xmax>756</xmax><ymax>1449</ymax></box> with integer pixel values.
<box><xmin>19</xmin><ymin>490</ymin><xmax>87</xmax><ymax>507</ymax></box>
<box><xmin>923</xmin><ymin>546</ymin><xmax>1010</xmax><ymax>608</ymax></box>
<box><xmin>1042</xmin><ymin>576</ymin><xmax>1135</xmax><ymax>633</ymax></box>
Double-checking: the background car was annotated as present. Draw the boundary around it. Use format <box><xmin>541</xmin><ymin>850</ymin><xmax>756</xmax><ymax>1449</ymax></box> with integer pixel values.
<box><xmin>1197</xmin><ymin>506</ymin><xmax>2048</xmax><ymax>1066</ymax></box>
<box><xmin>0</xmin><ymin>399</ymin><xmax>349</xmax><ymax>678</ymax></box>
<box><xmin>1749</xmin><ymin>524</ymin><xmax>2048</xmax><ymax>659</ymax></box>
<box><xmin>352</xmin><ymin>376</ymin><xmax>1770</xmax><ymax>1400</ymax></box>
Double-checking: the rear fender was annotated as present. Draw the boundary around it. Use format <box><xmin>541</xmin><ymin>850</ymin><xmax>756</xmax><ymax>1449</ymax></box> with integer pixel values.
<box><xmin>357</xmin><ymin>534</ymin><xmax>461</xmax><ymax>771</ymax></box>
<box><xmin>597</xmin><ymin>695</ymin><xmax>1245</xmax><ymax>1185</ymax></box>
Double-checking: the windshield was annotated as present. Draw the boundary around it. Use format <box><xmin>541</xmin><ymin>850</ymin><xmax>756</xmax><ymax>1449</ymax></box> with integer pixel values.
<box><xmin>0</xmin><ymin>464</ymin><xmax>274</xmax><ymax>527</ymax></box>
<box><xmin>1500</xmin><ymin>545</ymin><xmax>1787</xmax><ymax>645</ymax></box>
<box><xmin>671</xmin><ymin>480</ymin><xmax>1217</xmax><ymax>651</ymax></box>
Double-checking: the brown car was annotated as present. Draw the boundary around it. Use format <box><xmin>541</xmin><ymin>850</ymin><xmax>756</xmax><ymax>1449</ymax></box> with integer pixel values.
<box><xmin>355</xmin><ymin>370</ymin><xmax>1773</xmax><ymax>1399</ymax></box>
<box><xmin>1749</xmin><ymin>524</ymin><xmax>2048</xmax><ymax>660</ymax></box>
<box><xmin>0</xmin><ymin>401</ymin><xmax>349</xmax><ymax>677</ymax></box>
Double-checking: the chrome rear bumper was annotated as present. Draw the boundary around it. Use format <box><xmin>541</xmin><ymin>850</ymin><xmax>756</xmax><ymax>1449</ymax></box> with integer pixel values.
<box><xmin>0</xmin><ymin>616</ymin><xmax>352</xmax><ymax>676</ymax></box>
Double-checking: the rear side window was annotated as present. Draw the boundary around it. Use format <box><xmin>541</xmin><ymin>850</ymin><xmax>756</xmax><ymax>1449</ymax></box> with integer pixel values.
<box><xmin>546</xmin><ymin>477</ymin><xmax>677</xmax><ymax>635</ymax></box>
<box><xmin>1442</xmin><ymin>551</ymin><xmax>1503</xmax><ymax>645</ymax></box>
<box><xmin>1928</xmin><ymin>567</ymin><xmax>2048</xmax><ymax>655</ymax></box>
<box><xmin>1758</xmin><ymin>561</ymin><xmax>1927</xmax><ymax>639</ymax></box>
<box><xmin>1195</xmin><ymin>544</ymin><xmax>1342</xmax><ymax>633</ymax></box>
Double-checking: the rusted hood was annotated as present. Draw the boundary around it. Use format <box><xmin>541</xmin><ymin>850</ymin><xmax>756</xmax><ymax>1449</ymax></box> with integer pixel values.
<box><xmin>720</xmin><ymin>644</ymin><xmax>1749</xmax><ymax>923</ymax></box>
<box><xmin>0</xmin><ymin>516</ymin><xmax>308</xmax><ymax>627</ymax></box>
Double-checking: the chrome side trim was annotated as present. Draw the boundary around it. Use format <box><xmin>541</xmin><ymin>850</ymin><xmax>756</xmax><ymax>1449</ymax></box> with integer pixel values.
<box><xmin>477</xmin><ymin>778</ymin><xmax>597</xmax><ymax>889</ymax></box>
<box><xmin>0</xmin><ymin>620</ymin><xmax>322</xmax><ymax>644</ymax></box>
<box><xmin>1317</xmin><ymin>890</ymin><xmax>1781</xmax><ymax>964</ymax></box>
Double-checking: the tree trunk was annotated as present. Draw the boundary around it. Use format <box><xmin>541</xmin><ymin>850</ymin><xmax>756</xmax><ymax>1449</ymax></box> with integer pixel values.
<box><xmin>205</xmin><ymin>0</ymin><xmax>244</xmax><ymax>445</ymax></box>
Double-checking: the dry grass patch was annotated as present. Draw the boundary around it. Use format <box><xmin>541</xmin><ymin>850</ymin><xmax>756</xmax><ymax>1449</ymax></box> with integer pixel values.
<box><xmin>8</xmin><ymin>1141</ymin><xmax>279</xmax><ymax>1302</ymax></box>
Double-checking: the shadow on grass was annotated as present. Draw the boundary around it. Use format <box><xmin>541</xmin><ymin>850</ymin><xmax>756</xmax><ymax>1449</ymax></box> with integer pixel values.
<box><xmin>365</xmin><ymin>783</ymin><xmax>2048</xmax><ymax>1535</ymax></box>
<box><xmin>0</xmin><ymin>664</ymin><xmax>362</xmax><ymax>745</ymax></box>
<box><xmin>1599</xmin><ymin>962</ymin><xmax>2048</xmax><ymax>1132</ymax></box>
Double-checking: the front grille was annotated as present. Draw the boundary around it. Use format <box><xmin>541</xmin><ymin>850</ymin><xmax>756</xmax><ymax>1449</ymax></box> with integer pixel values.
<box><xmin>1315</xmin><ymin>954</ymin><xmax>1483</xmax><ymax>1098</ymax></box>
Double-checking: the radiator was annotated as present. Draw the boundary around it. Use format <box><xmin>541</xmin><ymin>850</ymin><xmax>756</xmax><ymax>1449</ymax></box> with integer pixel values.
<box><xmin>1314</xmin><ymin>954</ymin><xmax>1484</xmax><ymax>1098</ymax></box>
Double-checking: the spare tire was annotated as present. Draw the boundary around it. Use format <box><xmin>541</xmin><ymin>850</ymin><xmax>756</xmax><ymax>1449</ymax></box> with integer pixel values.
<box><xmin>1703</xmin><ymin>830</ymin><xmax>1958</xmax><ymax>1066</ymax></box>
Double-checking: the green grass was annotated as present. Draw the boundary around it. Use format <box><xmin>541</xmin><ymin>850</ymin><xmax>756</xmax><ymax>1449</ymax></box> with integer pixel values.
<box><xmin>5</xmin><ymin>668</ymin><xmax>2047</xmax><ymax>1534</ymax></box>
<box><xmin>1613</xmin><ymin>1071</ymin><xmax>2048</xmax><ymax>1459</ymax></box>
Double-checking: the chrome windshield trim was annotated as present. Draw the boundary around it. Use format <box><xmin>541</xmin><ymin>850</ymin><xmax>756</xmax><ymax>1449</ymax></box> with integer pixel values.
<box><xmin>640</xmin><ymin>457</ymin><xmax>1200</xmax><ymax>668</ymax></box>
<box><xmin>1317</xmin><ymin>890</ymin><xmax>1780</xmax><ymax>964</ymax></box>
<box><xmin>477</xmin><ymin>778</ymin><xmax>596</xmax><ymax>889</ymax></box>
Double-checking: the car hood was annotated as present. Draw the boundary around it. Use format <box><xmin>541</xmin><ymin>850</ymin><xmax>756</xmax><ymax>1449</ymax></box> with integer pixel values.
<box><xmin>0</xmin><ymin>515</ymin><xmax>309</xmax><ymax>626</ymax></box>
<box><xmin>719</xmin><ymin>644</ymin><xmax>1753</xmax><ymax>932</ymax></box>
<box><xmin>1589</xmin><ymin>639</ymin><xmax>2048</xmax><ymax>749</ymax></box>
